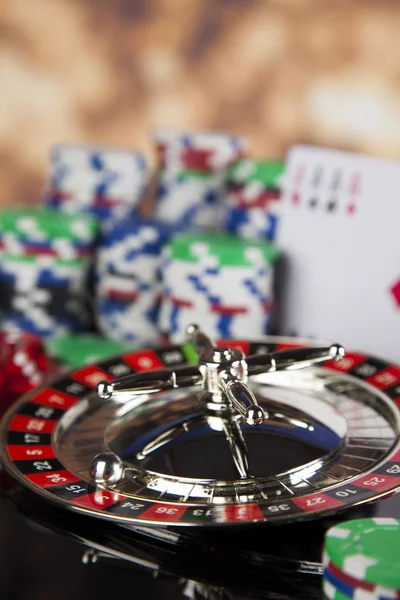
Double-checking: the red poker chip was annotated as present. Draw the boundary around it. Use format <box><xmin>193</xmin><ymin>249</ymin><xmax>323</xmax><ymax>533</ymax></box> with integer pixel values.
<box><xmin>0</xmin><ymin>331</ymin><xmax>54</xmax><ymax>416</ymax></box>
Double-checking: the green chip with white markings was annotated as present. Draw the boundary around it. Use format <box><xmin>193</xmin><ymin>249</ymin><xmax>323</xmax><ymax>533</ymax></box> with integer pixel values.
<box><xmin>46</xmin><ymin>334</ymin><xmax>132</xmax><ymax>369</ymax></box>
<box><xmin>0</xmin><ymin>207</ymin><xmax>98</xmax><ymax>242</ymax></box>
<box><xmin>169</xmin><ymin>232</ymin><xmax>280</xmax><ymax>266</ymax></box>
<box><xmin>227</xmin><ymin>158</ymin><xmax>285</xmax><ymax>188</ymax></box>
<box><xmin>324</xmin><ymin>518</ymin><xmax>400</xmax><ymax>589</ymax></box>
<box><xmin>0</xmin><ymin>253</ymin><xmax>89</xmax><ymax>267</ymax></box>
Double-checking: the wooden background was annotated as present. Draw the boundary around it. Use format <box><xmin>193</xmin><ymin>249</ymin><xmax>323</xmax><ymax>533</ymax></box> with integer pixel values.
<box><xmin>1</xmin><ymin>0</ymin><xmax>400</xmax><ymax>205</ymax></box>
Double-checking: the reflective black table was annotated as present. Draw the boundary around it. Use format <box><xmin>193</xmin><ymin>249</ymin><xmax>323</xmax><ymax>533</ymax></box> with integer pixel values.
<box><xmin>1</xmin><ymin>469</ymin><xmax>399</xmax><ymax>600</ymax></box>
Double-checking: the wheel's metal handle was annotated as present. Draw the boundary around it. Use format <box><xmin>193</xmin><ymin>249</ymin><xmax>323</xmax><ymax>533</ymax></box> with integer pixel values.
<box><xmin>97</xmin><ymin>365</ymin><xmax>202</xmax><ymax>400</ymax></box>
<box><xmin>220</xmin><ymin>377</ymin><xmax>265</xmax><ymax>426</ymax></box>
<box><xmin>217</xmin><ymin>345</ymin><xmax>344</xmax><ymax>426</ymax></box>
<box><xmin>97</xmin><ymin>324</ymin><xmax>345</xmax><ymax>430</ymax></box>
<box><xmin>246</xmin><ymin>343</ymin><xmax>345</xmax><ymax>376</ymax></box>
<box><xmin>186</xmin><ymin>323</ymin><xmax>215</xmax><ymax>360</ymax></box>
<box><xmin>186</xmin><ymin>325</ymin><xmax>267</xmax><ymax>426</ymax></box>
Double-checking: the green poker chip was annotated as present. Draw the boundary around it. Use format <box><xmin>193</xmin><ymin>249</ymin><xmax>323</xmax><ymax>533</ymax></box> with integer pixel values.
<box><xmin>324</xmin><ymin>518</ymin><xmax>400</xmax><ymax>589</ymax></box>
<box><xmin>0</xmin><ymin>207</ymin><xmax>98</xmax><ymax>242</ymax></box>
<box><xmin>169</xmin><ymin>232</ymin><xmax>280</xmax><ymax>266</ymax></box>
<box><xmin>46</xmin><ymin>334</ymin><xmax>131</xmax><ymax>369</ymax></box>
<box><xmin>0</xmin><ymin>253</ymin><xmax>89</xmax><ymax>267</ymax></box>
<box><xmin>182</xmin><ymin>342</ymin><xmax>199</xmax><ymax>365</ymax></box>
<box><xmin>227</xmin><ymin>159</ymin><xmax>285</xmax><ymax>189</ymax></box>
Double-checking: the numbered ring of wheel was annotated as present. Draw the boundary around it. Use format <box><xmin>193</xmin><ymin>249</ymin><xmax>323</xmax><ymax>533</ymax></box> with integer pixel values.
<box><xmin>1</xmin><ymin>336</ymin><xmax>400</xmax><ymax>527</ymax></box>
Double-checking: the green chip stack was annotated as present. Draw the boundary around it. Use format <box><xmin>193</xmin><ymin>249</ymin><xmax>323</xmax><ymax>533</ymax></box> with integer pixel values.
<box><xmin>322</xmin><ymin>518</ymin><xmax>400</xmax><ymax>599</ymax></box>
<box><xmin>0</xmin><ymin>207</ymin><xmax>99</xmax><ymax>337</ymax></box>
<box><xmin>159</xmin><ymin>232</ymin><xmax>280</xmax><ymax>342</ymax></box>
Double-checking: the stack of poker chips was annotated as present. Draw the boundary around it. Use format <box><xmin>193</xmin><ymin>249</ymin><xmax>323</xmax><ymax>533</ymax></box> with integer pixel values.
<box><xmin>159</xmin><ymin>232</ymin><xmax>280</xmax><ymax>342</ymax></box>
<box><xmin>0</xmin><ymin>208</ymin><xmax>98</xmax><ymax>337</ymax></box>
<box><xmin>44</xmin><ymin>144</ymin><xmax>148</xmax><ymax>225</ymax></box>
<box><xmin>222</xmin><ymin>159</ymin><xmax>285</xmax><ymax>242</ymax></box>
<box><xmin>95</xmin><ymin>217</ymin><xmax>180</xmax><ymax>345</ymax></box>
<box><xmin>0</xmin><ymin>330</ymin><xmax>53</xmax><ymax>413</ymax></box>
<box><xmin>153</xmin><ymin>130</ymin><xmax>248</xmax><ymax>229</ymax></box>
<box><xmin>322</xmin><ymin>518</ymin><xmax>400</xmax><ymax>599</ymax></box>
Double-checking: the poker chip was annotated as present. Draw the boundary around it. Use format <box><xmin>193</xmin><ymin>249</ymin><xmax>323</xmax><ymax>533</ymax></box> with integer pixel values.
<box><xmin>222</xmin><ymin>159</ymin><xmax>285</xmax><ymax>242</ymax></box>
<box><xmin>228</xmin><ymin>159</ymin><xmax>284</xmax><ymax>185</ymax></box>
<box><xmin>44</xmin><ymin>144</ymin><xmax>148</xmax><ymax>224</ymax></box>
<box><xmin>96</xmin><ymin>216</ymin><xmax>179</xmax><ymax>344</ymax></box>
<box><xmin>46</xmin><ymin>333</ymin><xmax>131</xmax><ymax>369</ymax></box>
<box><xmin>155</xmin><ymin>170</ymin><xmax>226</xmax><ymax>229</ymax></box>
<box><xmin>0</xmin><ymin>207</ymin><xmax>97</xmax><ymax>257</ymax></box>
<box><xmin>154</xmin><ymin>129</ymin><xmax>248</xmax><ymax>171</ymax></box>
<box><xmin>153</xmin><ymin>130</ymin><xmax>248</xmax><ymax>229</ymax></box>
<box><xmin>323</xmin><ymin>560</ymin><xmax>400</xmax><ymax>600</ymax></box>
<box><xmin>0</xmin><ymin>330</ymin><xmax>52</xmax><ymax>411</ymax></box>
<box><xmin>159</xmin><ymin>232</ymin><xmax>280</xmax><ymax>342</ymax></box>
<box><xmin>322</xmin><ymin>519</ymin><xmax>400</xmax><ymax>599</ymax></box>
<box><xmin>169</xmin><ymin>232</ymin><xmax>278</xmax><ymax>265</ymax></box>
<box><xmin>322</xmin><ymin>579</ymin><xmax>353</xmax><ymax>599</ymax></box>
<box><xmin>0</xmin><ymin>208</ymin><xmax>98</xmax><ymax>337</ymax></box>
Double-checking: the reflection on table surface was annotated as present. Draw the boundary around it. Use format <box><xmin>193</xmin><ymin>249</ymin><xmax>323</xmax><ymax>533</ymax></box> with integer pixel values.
<box><xmin>0</xmin><ymin>469</ymin><xmax>399</xmax><ymax>600</ymax></box>
<box><xmin>0</xmin><ymin>497</ymin><xmax>182</xmax><ymax>600</ymax></box>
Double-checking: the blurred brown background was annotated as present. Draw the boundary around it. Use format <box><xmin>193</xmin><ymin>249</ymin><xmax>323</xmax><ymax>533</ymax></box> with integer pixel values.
<box><xmin>1</xmin><ymin>0</ymin><xmax>400</xmax><ymax>205</ymax></box>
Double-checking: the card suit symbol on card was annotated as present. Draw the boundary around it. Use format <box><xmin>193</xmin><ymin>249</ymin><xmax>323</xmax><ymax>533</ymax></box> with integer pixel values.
<box><xmin>327</xmin><ymin>200</ymin><xmax>337</xmax><ymax>212</ymax></box>
<box><xmin>292</xmin><ymin>192</ymin><xmax>300</xmax><ymax>205</ymax></box>
<box><xmin>390</xmin><ymin>279</ymin><xmax>400</xmax><ymax>309</ymax></box>
<box><xmin>347</xmin><ymin>203</ymin><xmax>357</xmax><ymax>215</ymax></box>
<box><xmin>309</xmin><ymin>198</ymin><xmax>318</xmax><ymax>208</ymax></box>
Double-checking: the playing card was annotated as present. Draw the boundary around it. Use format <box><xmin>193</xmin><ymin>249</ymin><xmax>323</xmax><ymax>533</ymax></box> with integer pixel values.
<box><xmin>275</xmin><ymin>144</ymin><xmax>400</xmax><ymax>362</ymax></box>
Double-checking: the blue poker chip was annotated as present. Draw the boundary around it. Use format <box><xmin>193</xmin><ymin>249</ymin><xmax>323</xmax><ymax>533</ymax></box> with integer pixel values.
<box><xmin>46</xmin><ymin>144</ymin><xmax>149</xmax><ymax>224</ymax></box>
<box><xmin>97</xmin><ymin>298</ymin><xmax>160</xmax><ymax>345</ymax></box>
<box><xmin>96</xmin><ymin>217</ymin><xmax>181</xmax><ymax>344</ymax></box>
<box><xmin>154</xmin><ymin>173</ymin><xmax>223</xmax><ymax>228</ymax></box>
<box><xmin>224</xmin><ymin>208</ymin><xmax>279</xmax><ymax>242</ymax></box>
<box><xmin>100</xmin><ymin>216</ymin><xmax>181</xmax><ymax>254</ymax></box>
<box><xmin>98</xmin><ymin>297</ymin><xmax>158</xmax><ymax>323</ymax></box>
<box><xmin>0</xmin><ymin>264</ymin><xmax>87</xmax><ymax>288</ymax></box>
<box><xmin>0</xmin><ymin>259</ymin><xmax>92</xmax><ymax>337</ymax></box>
<box><xmin>45</xmin><ymin>196</ymin><xmax>138</xmax><ymax>223</ymax></box>
<box><xmin>0</xmin><ymin>235</ymin><xmax>93</xmax><ymax>257</ymax></box>
<box><xmin>1</xmin><ymin>313</ymin><xmax>87</xmax><ymax>338</ymax></box>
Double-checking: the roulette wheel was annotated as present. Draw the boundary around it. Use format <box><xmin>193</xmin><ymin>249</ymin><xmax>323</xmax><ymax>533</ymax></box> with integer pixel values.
<box><xmin>1</xmin><ymin>324</ymin><xmax>400</xmax><ymax>599</ymax></box>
